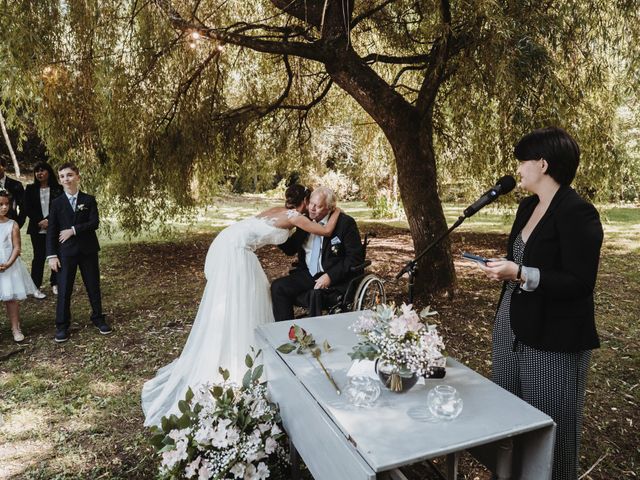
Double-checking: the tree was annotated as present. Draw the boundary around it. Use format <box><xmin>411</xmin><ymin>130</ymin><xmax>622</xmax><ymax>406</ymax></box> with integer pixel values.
<box><xmin>1</xmin><ymin>1</ymin><xmax>638</xmax><ymax>296</ymax></box>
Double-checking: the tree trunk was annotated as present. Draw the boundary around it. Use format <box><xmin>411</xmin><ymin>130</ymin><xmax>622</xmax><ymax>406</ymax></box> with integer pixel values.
<box><xmin>386</xmin><ymin>114</ymin><xmax>456</xmax><ymax>298</ymax></box>
<box><xmin>325</xmin><ymin>52</ymin><xmax>456</xmax><ymax>298</ymax></box>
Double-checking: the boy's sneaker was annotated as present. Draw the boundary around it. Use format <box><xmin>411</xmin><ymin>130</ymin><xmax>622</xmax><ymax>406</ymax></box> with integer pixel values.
<box><xmin>54</xmin><ymin>330</ymin><xmax>69</xmax><ymax>343</ymax></box>
<box><xmin>52</xmin><ymin>285</ymin><xmax>58</xmax><ymax>295</ymax></box>
<box><xmin>95</xmin><ymin>323</ymin><xmax>113</xmax><ymax>335</ymax></box>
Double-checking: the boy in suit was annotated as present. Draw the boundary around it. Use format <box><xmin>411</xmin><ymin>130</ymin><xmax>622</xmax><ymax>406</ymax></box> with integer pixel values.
<box><xmin>47</xmin><ymin>162</ymin><xmax>111</xmax><ymax>342</ymax></box>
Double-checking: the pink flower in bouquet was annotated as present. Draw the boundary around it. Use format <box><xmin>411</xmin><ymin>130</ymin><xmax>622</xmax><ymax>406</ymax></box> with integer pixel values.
<box><xmin>389</xmin><ymin>316</ymin><xmax>408</xmax><ymax>337</ymax></box>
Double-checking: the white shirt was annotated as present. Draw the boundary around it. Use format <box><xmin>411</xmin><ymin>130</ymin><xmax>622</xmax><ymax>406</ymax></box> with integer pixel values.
<box><xmin>303</xmin><ymin>213</ymin><xmax>329</xmax><ymax>273</ymax></box>
<box><xmin>39</xmin><ymin>187</ymin><xmax>50</xmax><ymax>233</ymax></box>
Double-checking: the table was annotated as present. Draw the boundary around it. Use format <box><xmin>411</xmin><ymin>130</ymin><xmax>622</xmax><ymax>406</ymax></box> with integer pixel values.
<box><xmin>256</xmin><ymin>311</ymin><xmax>556</xmax><ymax>480</ymax></box>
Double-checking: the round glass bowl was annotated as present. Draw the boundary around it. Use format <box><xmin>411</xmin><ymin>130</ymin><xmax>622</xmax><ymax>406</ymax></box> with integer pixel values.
<box><xmin>345</xmin><ymin>375</ymin><xmax>381</xmax><ymax>407</ymax></box>
<box><xmin>426</xmin><ymin>385</ymin><xmax>463</xmax><ymax>420</ymax></box>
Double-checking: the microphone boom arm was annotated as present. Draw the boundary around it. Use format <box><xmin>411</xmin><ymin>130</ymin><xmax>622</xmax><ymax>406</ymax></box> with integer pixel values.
<box><xmin>394</xmin><ymin>175</ymin><xmax>514</xmax><ymax>303</ymax></box>
<box><xmin>395</xmin><ymin>214</ymin><xmax>466</xmax><ymax>303</ymax></box>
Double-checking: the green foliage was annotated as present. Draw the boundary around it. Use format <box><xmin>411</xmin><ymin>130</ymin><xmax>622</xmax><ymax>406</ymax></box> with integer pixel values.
<box><xmin>0</xmin><ymin>0</ymin><xmax>638</xmax><ymax>232</ymax></box>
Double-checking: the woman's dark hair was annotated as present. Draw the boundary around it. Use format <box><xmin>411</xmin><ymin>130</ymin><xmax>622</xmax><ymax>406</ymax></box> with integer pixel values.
<box><xmin>514</xmin><ymin>126</ymin><xmax>580</xmax><ymax>186</ymax></box>
<box><xmin>285</xmin><ymin>184</ymin><xmax>312</xmax><ymax>209</ymax></box>
<box><xmin>32</xmin><ymin>161</ymin><xmax>61</xmax><ymax>188</ymax></box>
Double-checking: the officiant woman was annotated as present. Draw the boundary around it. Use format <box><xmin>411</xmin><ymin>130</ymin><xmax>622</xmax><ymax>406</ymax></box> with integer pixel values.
<box><xmin>476</xmin><ymin>126</ymin><xmax>603</xmax><ymax>480</ymax></box>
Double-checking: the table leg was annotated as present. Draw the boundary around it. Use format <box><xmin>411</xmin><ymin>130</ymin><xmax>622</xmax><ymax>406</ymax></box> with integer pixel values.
<box><xmin>290</xmin><ymin>438</ymin><xmax>301</xmax><ymax>480</ymax></box>
<box><xmin>446</xmin><ymin>452</ymin><xmax>459</xmax><ymax>479</ymax></box>
<box><xmin>379</xmin><ymin>469</ymin><xmax>408</xmax><ymax>480</ymax></box>
<box><xmin>495</xmin><ymin>438</ymin><xmax>513</xmax><ymax>479</ymax></box>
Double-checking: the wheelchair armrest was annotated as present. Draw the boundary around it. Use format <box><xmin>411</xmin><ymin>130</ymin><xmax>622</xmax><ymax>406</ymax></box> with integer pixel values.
<box><xmin>350</xmin><ymin>260</ymin><xmax>371</xmax><ymax>272</ymax></box>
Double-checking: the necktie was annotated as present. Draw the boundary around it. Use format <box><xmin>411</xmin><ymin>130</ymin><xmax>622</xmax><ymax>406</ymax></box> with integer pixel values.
<box><xmin>309</xmin><ymin>234</ymin><xmax>322</xmax><ymax>276</ymax></box>
<box><xmin>70</xmin><ymin>196</ymin><xmax>77</xmax><ymax>211</ymax></box>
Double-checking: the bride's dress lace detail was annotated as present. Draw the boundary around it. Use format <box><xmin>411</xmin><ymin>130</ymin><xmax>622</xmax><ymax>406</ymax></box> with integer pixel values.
<box><xmin>286</xmin><ymin>209</ymin><xmax>300</xmax><ymax>219</ymax></box>
<box><xmin>141</xmin><ymin>216</ymin><xmax>291</xmax><ymax>427</ymax></box>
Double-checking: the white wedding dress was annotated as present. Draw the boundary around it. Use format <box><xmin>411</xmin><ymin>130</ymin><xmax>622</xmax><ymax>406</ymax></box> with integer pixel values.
<box><xmin>141</xmin><ymin>215</ymin><xmax>293</xmax><ymax>427</ymax></box>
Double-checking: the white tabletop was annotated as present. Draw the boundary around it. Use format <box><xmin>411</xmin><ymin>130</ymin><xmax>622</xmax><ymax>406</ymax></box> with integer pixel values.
<box><xmin>257</xmin><ymin>311</ymin><xmax>555</xmax><ymax>473</ymax></box>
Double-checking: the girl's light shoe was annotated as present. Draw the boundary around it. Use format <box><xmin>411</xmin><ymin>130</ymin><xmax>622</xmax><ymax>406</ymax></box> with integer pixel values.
<box><xmin>52</xmin><ymin>285</ymin><xmax>58</xmax><ymax>295</ymax></box>
<box><xmin>13</xmin><ymin>330</ymin><xmax>25</xmax><ymax>342</ymax></box>
<box><xmin>33</xmin><ymin>290</ymin><xmax>47</xmax><ymax>299</ymax></box>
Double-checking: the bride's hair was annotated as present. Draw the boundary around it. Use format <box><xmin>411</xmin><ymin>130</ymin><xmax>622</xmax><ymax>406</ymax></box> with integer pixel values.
<box><xmin>285</xmin><ymin>184</ymin><xmax>311</xmax><ymax>208</ymax></box>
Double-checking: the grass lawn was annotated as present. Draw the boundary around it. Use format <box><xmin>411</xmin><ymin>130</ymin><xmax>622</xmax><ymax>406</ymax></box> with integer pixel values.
<box><xmin>0</xmin><ymin>198</ymin><xmax>638</xmax><ymax>479</ymax></box>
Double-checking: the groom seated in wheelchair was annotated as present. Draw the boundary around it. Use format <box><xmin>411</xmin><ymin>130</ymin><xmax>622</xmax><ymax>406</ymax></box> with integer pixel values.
<box><xmin>271</xmin><ymin>187</ymin><xmax>365</xmax><ymax>320</ymax></box>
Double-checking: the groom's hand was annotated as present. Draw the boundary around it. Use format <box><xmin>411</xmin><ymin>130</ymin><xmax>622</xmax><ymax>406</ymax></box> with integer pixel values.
<box><xmin>314</xmin><ymin>273</ymin><xmax>331</xmax><ymax>289</ymax></box>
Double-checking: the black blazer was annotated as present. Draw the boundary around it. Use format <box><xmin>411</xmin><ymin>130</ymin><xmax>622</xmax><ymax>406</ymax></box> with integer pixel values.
<box><xmin>23</xmin><ymin>183</ymin><xmax>64</xmax><ymax>235</ymax></box>
<box><xmin>279</xmin><ymin>212</ymin><xmax>364</xmax><ymax>287</ymax></box>
<box><xmin>500</xmin><ymin>186</ymin><xmax>603</xmax><ymax>352</ymax></box>
<box><xmin>2</xmin><ymin>176</ymin><xmax>26</xmax><ymax>228</ymax></box>
<box><xmin>46</xmin><ymin>191</ymin><xmax>100</xmax><ymax>258</ymax></box>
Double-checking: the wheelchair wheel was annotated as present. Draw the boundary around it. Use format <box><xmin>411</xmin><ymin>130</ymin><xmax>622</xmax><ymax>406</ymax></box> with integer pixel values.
<box><xmin>352</xmin><ymin>274</ymin><xmax>386</xmax><ymax>311</ymax></box>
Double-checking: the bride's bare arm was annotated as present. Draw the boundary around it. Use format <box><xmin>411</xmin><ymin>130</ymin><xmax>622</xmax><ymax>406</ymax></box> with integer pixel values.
<box><xmin>289</xmin><ymin>207</ymin><xmax>342</xmax><ymax>237</ymax></box>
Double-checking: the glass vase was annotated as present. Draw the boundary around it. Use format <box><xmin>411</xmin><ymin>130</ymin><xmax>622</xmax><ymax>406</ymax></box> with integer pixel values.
<box><xmin>375</xmin><ymin>359</ymin><xmax>418</xmax><ymax>393</ymax></box>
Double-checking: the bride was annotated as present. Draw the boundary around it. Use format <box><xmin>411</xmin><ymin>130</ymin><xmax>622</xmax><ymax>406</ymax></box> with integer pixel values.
<box><xmin>141</xmin><ymin>185</ymin><xmax>340</xmax><ymax>426</ymax></box>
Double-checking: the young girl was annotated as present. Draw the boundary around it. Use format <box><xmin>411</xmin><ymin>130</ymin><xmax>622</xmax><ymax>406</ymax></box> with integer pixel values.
<box><xmin>0</xmin><ymin>189</ymin><xmax>38</xmax><ymax>342</ymax></box>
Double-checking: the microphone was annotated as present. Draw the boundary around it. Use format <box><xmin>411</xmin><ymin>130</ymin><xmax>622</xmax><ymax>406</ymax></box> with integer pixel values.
<box><xmin>463</xmin><ymin>175</ymin><xmax>516</xmax><ymax>218</ymax></box>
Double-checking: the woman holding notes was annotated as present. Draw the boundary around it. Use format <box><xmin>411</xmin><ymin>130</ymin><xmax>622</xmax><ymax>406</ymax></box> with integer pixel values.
<box><xmin>475</xmin><ymin>127</ymin><xmax>603</xmax><ymax>480</ymax></box>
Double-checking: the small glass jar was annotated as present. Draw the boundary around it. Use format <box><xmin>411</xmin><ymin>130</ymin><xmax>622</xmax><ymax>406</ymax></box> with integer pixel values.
<box><xmin>345</xmin><ymin>375</ymin><xmax>381</xmax><ymax>407</ymax></box>
<box><xmin>426</xmin><ymin>385</ymin><xmax>463</xmax><ymax>420</ymax></box>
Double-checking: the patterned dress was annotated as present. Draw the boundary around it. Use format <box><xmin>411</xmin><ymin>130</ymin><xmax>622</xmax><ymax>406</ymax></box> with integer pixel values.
<box><xmin>492</xmin><ymin>232</ymin><xmax>591</xmax><ymax>480</ymax></box>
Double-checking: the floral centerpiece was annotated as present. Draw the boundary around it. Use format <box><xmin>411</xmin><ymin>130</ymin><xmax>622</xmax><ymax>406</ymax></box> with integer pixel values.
<box><xmin>150</xmin><ymin>352</ymin><xmax>289</xmax><ymax>479</ymax></box>
<box><xmin>349</xmin><ymin>303</ymin><xmax>445</xmax><ymax>392</ymax></box>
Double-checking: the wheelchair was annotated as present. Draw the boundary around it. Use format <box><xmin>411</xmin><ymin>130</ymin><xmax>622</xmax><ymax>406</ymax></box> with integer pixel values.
<box><xmin>293</xmin><ymin>232</ymin><xmax>386</xmax><ymax>315</ymax></box>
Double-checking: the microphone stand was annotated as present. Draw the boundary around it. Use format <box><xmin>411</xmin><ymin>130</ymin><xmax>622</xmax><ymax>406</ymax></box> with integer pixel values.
<box><xmin>395</xmin><ymin>214</ymin><xmax>467</xmax><ymax>304</ymax></box>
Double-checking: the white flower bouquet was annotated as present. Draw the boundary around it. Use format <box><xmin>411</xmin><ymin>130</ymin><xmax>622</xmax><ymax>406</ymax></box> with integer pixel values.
<box><xmin>349</xmin><ymin>303</ymin><xmax>445</xmax><ymax>385</ymax></box>
<box><xmin>150</xmin><ymin>352</ymin><xmax>289</xmax><ymax>480</ymax></box>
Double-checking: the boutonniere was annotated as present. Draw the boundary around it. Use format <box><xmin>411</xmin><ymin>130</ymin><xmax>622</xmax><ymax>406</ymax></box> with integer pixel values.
<box><xmin>330</xmin><ymin>236</ymin><xmax>341</xmax><ymax>255</ymax></box>
<box><xmin>76</xmin><ymin>204</ymin><xmax>87</xmax><ymax>211</ymax></box>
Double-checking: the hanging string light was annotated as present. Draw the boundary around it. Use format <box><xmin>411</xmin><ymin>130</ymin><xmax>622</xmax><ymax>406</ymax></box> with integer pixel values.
<box><xmin>184</xmin><ymin>28</ymin><xmax>225</xmax><ymax>53</ymax></box>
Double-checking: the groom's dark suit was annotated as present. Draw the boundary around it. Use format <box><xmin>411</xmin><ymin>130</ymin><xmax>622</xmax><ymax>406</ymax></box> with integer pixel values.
<box><xmin>46</xmin><ymin>191</ymin><xmax>105</xmax><ymax>331</ymax></box>
<box><xmin>271</xmin><ymin>211</ymin><xmax>363</xmax><ymax>320</ymax></box>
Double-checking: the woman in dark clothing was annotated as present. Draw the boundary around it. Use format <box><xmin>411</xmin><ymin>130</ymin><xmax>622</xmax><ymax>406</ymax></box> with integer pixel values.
<box><xmin>23</xmin><ymin>161</ymin><xmax>63</xmax><ymax>298</ymax></box>
<box><xmin>477</xmin><ymin>127</ymin><xmax>603</xmax><ymax>480</ymax></box>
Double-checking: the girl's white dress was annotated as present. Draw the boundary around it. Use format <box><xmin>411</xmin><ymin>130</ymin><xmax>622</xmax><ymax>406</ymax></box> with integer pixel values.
<box><xmin>141</xmin><ymin>215</ymin><xmax>294</xmax><ymax>427</ymax></box>
<box><xmin>0</xmin><ymin>219</ymin><xmax>38</xmax><ymax>301</ymax></box>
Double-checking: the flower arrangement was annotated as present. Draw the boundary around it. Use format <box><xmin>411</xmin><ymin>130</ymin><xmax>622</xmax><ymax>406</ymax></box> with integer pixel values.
<box><xmin>150</xmin><ymin>351</ymin><xmax>289</xmax><ymax>480</ymax></box>
<box><xmin>349</xmin><ymin>303</ymin><xmax>445</xmax><ymax>390</ymax></box>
